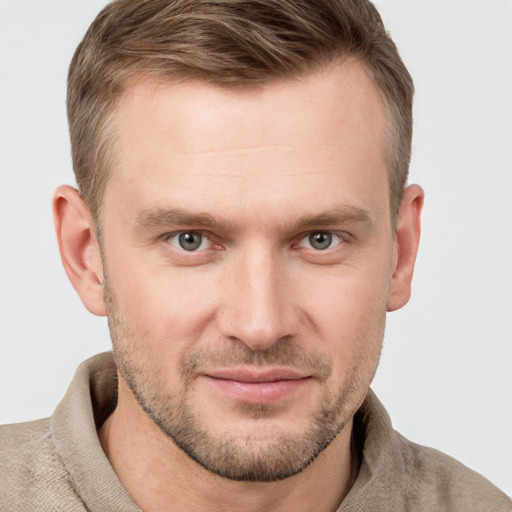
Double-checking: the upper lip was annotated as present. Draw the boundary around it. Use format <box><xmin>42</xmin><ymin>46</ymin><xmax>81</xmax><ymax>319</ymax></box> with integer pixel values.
<box><xmin>204</xmin><ymin>368</ymin><xmax>310</xmax><ymax>383</ymax></box>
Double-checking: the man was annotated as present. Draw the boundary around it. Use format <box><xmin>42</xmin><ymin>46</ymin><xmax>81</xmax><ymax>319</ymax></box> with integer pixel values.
<box><xmin>1</xmin><ymin>0</ymin><xmax>510</xmax><ymax>510</ymax></box>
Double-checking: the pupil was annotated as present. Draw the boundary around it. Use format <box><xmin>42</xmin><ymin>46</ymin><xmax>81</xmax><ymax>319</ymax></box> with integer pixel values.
<box><xmin>179</xmin><ymin>232</ymin><xmax>202</xmax><ymax>251</ymax></box>
<box><xmin>309</xmin><ymin>232</ymin><xmax>332</xmax><ymax>250</ymax></box>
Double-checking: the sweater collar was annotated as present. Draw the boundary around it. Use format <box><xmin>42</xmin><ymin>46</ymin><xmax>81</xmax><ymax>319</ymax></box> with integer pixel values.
<box><xmin>52</xmin><ymin>352</ymin><xmax>405</xmax><ymax>512</ymax></box>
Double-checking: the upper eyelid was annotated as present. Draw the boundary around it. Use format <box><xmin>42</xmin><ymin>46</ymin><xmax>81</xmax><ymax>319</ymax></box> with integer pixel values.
<box><xmin>294</xmin><ymin>230</ymin><xmax>349</xmax><ymax>243</ymax></box>
<box><xmin>163</xmin><ymin>229</ymin><xmax>212</xmax><ymax>241</ymax></box>
<box><xmin>161</xmin><ymin>229</ymin><xmax>349</xmax><ymax>246</ymax></box>
<box><xmin>164</xmin><ymin>230</ymin><xmax>215</xmax><ymax>250</ymax></box>
<box><xmin>296</xmin><ymin>231</ymin><xmax>344</xmax><ymax>246</ymax></box>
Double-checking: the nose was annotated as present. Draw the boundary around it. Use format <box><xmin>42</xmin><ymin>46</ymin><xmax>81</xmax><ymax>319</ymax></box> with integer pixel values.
<box><xmin>218</xmin><ymin>245</ymin><xmax>298</xmax><ymax>351</ymax></box>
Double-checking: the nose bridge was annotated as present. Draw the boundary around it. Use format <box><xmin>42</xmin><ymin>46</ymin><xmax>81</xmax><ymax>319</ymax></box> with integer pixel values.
<box><xmin>220</xmin><ymin>242</ymin><xmax>295</xmax><ymax>350</ymax></box>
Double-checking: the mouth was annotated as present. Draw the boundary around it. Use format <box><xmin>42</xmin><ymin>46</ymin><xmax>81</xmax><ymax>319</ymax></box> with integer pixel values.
<box><xmin>203</xmin><ymin>368</ymin><xmax>312</xmax><ymax>404</ymax></box>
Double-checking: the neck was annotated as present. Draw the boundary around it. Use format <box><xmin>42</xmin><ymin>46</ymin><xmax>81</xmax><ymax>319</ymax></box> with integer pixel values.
<box><xmin>99</xmin><ymin>380</ymin><xmax>359</xmax><ymax>512</ymax></box>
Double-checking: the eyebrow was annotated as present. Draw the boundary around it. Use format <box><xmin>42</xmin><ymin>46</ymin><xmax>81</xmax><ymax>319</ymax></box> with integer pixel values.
<box><xmin>291</xmin><ymin>205</ymin><xmax>372</xmax><ymax>230</ymax></box>
<box><xmin>134</xmin><ymin>204</ymin><xmax>372</xmax><ymax>233</ymax></box>
<box><xmin>135</xmin><ymin>207</ymin><xmax>238</xmax><ymax>232</ymax></box>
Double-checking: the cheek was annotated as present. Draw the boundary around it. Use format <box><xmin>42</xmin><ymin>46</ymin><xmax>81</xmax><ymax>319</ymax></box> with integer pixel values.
<box><xmin>106</xmin><ymin>257</ymin><xmax>222</xmax><ymax>352</ymax></box>
<box><xmin>296</xmin><ymin>262</ymin><xmax>389</xmax><ymax>373</ymax></box>
<box><xmin>300</xmin><ymin>262</ymin><xmax>390</xmax><ymax>329</ymax></box>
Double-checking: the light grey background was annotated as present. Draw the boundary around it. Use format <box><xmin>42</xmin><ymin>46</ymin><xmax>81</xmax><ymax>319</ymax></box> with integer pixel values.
<box><xmin>1</xmin><ymin>0</ymin><xmax>511</xmax><ymax>495</ymax></box>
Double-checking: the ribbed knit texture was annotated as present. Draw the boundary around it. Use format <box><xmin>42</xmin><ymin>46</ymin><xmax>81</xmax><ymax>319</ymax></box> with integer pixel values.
<box><xmin>1</xmin><ymin>352</ymin><xmax>510</xmax><ymax>511</ymax></box>
<box><xmin>1</xmin><ymin>352</ymin><xmax>139</xmax><ymax>512</ymax></box>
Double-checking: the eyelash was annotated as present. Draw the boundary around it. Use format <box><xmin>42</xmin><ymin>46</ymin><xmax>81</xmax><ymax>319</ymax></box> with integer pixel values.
<box><xmin>165</xmin><ymin>231</ymin><xmax>219</xmax><ymax>252</ymax></box>
<box><xmin>295</xmin><ymin>232</ymin><xmax>344</xmax><ymax>251</ymax></box>
<box><xmin>163</xmin><ymin>230</ymin><xmax>347</xmax><ymax>253</ymax></box>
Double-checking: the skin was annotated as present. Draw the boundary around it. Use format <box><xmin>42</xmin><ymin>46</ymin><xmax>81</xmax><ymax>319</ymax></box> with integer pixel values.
<box><xmin>54</xmin><ymin>60</ymin><xmax>423</xmax><ymax>512</ymax></box>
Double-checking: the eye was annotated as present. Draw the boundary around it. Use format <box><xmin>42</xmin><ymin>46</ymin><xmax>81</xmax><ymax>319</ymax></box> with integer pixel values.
<box><xmin>167</xmin><ymin>232</ymin><xmax>211</xmax><ymax>251</ymax></box>
<box><xmin>298</xmin><ymin>232</ymin><xmax>342</xmax><ymax>251</ymax></box>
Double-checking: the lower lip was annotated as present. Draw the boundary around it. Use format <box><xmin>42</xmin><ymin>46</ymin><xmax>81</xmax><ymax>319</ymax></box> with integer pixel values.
<box><xmin>205</xmin><ymin>377</ymin><xmax>311</xmax><ymax>404</ymax></box>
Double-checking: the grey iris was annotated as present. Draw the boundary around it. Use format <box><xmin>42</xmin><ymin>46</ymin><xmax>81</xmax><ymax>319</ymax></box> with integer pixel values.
<box><xmin>179</xmin><ymin>232</ymin><xmax>202</xmax><ymax>251</ymax></box>
<box><xmin>309</xmin><ymin>232</ymin><xmax>332</xmax><ymax>250</ymax></box>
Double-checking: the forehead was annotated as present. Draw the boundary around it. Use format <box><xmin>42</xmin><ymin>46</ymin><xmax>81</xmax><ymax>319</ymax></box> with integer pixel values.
<box><xmin>105</xmin><ymin>60</ymin><xmax>389</xmax><ymax>227</ymax></box>
<box><xmin>116</xmin><ymin>60</ymin><xmax>386</xmax><ymax>155</ymax></box>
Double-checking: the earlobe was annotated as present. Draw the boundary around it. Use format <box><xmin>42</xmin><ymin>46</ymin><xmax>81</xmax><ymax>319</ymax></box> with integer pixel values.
<box><xmin>387</xmin><ymin>184</ymin><xmax>424</xmax><ymax>312</ymax></box>
<box><xmin>53</xmin><ymin>185</ymin><xmax>106</xmax><ymax>316</ymax></box>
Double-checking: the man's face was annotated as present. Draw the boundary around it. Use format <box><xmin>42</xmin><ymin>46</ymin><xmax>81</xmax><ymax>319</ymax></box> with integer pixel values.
<box><xmin>101</xmin><ymin>61</ymin><xmax>394</xmax><ymax>481</ymax></box>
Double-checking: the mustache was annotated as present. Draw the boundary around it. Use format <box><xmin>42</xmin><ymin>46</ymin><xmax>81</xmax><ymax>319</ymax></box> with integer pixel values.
<box><xmin>180</xmin><ymin>337</ymin><xmax>332</xmax><ymax>382</ymax></box>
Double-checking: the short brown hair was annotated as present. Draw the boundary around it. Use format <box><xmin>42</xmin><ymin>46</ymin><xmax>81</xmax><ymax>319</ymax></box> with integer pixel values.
<box><xmin>68</xmin><ymin>0</ymin><xmax>413</xmax><ymax>224</ymax></box>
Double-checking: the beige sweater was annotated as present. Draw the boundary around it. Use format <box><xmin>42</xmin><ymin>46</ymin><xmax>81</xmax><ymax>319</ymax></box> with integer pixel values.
<box><xmin>1</xmin><ymin>353</ymin><xmax>510</xmax><ymax>511</ymax></box>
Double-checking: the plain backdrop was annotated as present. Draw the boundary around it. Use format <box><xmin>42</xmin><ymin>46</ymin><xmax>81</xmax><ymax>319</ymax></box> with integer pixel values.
<box><xmin>0</xmin><ymin>0</ymin><xmax>511</xmax><ymax>496</ymax></box>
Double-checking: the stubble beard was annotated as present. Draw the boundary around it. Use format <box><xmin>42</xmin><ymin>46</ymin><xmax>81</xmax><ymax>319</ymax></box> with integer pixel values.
<box><xmin>104</xmin><ymin>284</ymin><xmax>383</xmax><ymax>483</ymax></box>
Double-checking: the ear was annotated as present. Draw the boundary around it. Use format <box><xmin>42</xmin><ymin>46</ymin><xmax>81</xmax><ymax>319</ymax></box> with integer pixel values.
<box><xmin>387</xmin><ymin>184</ymin><xmax>424</xmax><ymax>312</ymax></box>
<box><xmin>53</xmin><ymin>185</ymin><xmax>106</xmax><ymax>316</ymax></box>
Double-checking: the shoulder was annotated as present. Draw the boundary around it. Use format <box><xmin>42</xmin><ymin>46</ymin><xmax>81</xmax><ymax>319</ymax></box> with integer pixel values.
<box><xmin>348</xmin><ymin>391</ymin><xmax>511</xmax><ymax>512</ymax></box>
<box><xmin>0</xmin><ymin>419</ymin><xmax>87</xmax><ymax>511</ymax></box>
<box><xmin>396</xmin><ymin>432</ymin><xmax>512</xmax><ymax>511</ymax></box>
